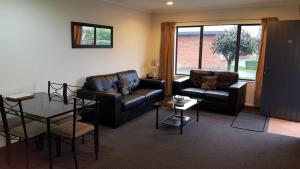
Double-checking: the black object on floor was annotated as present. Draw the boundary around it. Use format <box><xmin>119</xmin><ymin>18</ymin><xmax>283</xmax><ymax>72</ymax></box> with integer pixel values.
<box><xmin>231</xmin><ymin>108</ymin><xmax>268</xmax><ymax>132</ymax></box>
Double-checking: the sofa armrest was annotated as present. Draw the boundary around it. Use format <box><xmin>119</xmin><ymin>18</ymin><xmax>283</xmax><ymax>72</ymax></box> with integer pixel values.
<box><xmin>172</xmin><ymin>77</ymin><xmax>190</xmax><ymax>95</ymax></box>
<box><xmin>139</xmin><ymin>79</ymin><xmax>165</xmax><ymax>90</ymax></box>
<box><xmin>77</xmin><ymin>89</ymin><xmax>122</xmax><ymax>128</ymax></box>
<box><xmin>230</xmin><ymin>81</ymin><xmax>247</xmax><ymax>89</ymax></box>
<box><xmin>228</xmin><ymin>81</ymin><xmax>247</xmax><ymax>115</ymax></box>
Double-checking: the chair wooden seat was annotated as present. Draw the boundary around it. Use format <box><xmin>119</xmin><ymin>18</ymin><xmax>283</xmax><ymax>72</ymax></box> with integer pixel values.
<box><xmin>10</xmin><ymin>121</ymin><xmax>47</xmax><ymax>139</ymax></box>
<box><xmin>0</xmin><ymin>116</ymin><xmax>32</xmax><ymax>133</ymax></box>
<box><xmin>52</xmin><ymin>121</ymin><xmax>94</xmax><ymax>138</ymax></box>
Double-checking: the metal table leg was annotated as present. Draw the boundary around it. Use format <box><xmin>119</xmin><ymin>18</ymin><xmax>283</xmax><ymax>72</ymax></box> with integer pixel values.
<box><xmin>47</xmin><ymin>119</ymin><xmax>53</xmax><ymax>169</ymax></box>
<box><xmin>197</xmin><ymin>101</ymin><xmax>199</xmax><ymax>122</ymax></box>
<box><xmin>156</xmin><ymin>106</ymin><xmax>159</xmax><ymax>129</ymax></box>
<box><xmin>180</xmin><ymin>110</ymin><xmax>183</xmax><ymax>135</ymax></box>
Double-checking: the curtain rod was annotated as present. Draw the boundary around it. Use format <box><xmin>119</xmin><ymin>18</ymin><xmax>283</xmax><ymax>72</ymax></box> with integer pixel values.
<box><xmin>176</xmin><ymin>18</ymin><xmax>261</xmax><ymax>24</ymax></box>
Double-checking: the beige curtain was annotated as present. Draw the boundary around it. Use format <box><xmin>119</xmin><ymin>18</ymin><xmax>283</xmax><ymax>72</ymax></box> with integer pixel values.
<box><xmin>74</xmin><ymin>25</ymin><xmax>82</xmax><ymax>45</ymax></box>
<box><xmin>254</xmin><ymin>17</ymin><xmax>279</xmax><ymax>107</ymax></box>
<box><xmin>159</xmin><ymin>22</ymin><xmax>176</xmax><ymax>96</ymax></box>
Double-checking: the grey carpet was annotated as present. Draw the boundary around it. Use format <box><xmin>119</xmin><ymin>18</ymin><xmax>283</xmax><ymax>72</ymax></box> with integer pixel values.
<box><xmin>231</xmin><ymin>108</ymin><xmax>267</xmax><ymax>132</ymax></box>
<box><xmin>1</xmin><ymin>108</ymin><xmax>300</xmax><ymax>169</ymax></box>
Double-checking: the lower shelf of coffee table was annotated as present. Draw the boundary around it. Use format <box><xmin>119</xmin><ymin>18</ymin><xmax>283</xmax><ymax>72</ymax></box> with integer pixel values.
<box><xmin>161</xmin><ymin>115</ymin><xmax>194</xmax><ymax>127</ymax></box>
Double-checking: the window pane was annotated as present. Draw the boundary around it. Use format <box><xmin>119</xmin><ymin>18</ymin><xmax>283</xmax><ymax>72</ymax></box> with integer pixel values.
<box><xmin>176</xmin><ymin>27</ymin><xmax>201</xmax><ymax>74</ymax></box>
<box><xmin>81</xmin><ymin>26</ymin><xmax>94</xmax><ymax>45</ymax></box>
<box><xmin>238</xmin><ymin>25</ymin><xmax>262</xmax><ymax>80</ymax></box>
<box><xmin>96</xmin><ymin>28</ymin><xmax>112</xmax><ymax>46</ymax></box>
<box><xmin>202</xmin><ymin>25</ymin><xmax>237</xmax><ymax>71</ymax></box>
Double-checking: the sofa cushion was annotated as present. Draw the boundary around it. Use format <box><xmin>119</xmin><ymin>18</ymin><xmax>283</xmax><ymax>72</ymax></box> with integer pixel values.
<box><xmin>181</xmin><ymin>88</ymin><xmax>206</xmax><ymax>98</ymax></box>
<box><xmin>213</xmin><ymin>71</ymin><xmax>238</xmax><ymax>90</ymax></box>
<box><xmin>190</xmin><ymin>70</ymin><xmax>213</xmax><ymax>88</ymax></box>
<box><xmin>117</xmin><ymin>78</ymin><xmax>131</xmax><ymax>95</ymax></box>
<box><xmin>132</xmin><ymin>89</ymin><xmax>163</xmax><ymax>101</ymax></box>
<box><xmin>203</xmin><ymin>90</ymin><xmax>229</xmax><ymax>103</ymax></box>
<box><xmin>201</xmin><ymin>76</ymin><xmax>217</xmax><ymax>90</ymax></box>
<box><xmin>86</xmin><ymin>74</ymin><xmax>119</xmax><ymax>92</ymax></box>
<box><xmin>121</xmin><ymin>94</ymin><xmax>146</xmax><ymax>111</ymax></box>
<box><xmin>117</xmin><ymin>70</ymin><xmax>140</xmax><ymax>91</ymax></box>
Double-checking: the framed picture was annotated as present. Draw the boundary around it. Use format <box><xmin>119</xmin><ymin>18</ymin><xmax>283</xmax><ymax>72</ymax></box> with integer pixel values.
<box><xmin>71</xmin><ymin>21</ymin><xmax>113</xmax><ymax>48</ymax></box>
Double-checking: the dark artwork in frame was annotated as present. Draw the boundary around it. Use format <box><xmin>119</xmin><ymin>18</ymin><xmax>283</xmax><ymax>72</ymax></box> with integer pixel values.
<box><xmin>71</xmin><ymin>21</ymin><xmax>113</xmax><ymax>48</ymax></box>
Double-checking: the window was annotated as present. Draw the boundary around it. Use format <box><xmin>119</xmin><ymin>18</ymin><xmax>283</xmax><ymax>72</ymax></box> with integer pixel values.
<box><xmin>202</xmin><ymin>25</ymin><xmax>237</xmax><ymax>71</ymax></box>
<box><xmin>238</xmin><ymin>25</ymin><xmax>262</xmax><ymax>80</ymax></box>
<box><xmin>71</xmin><ymin>22</ymin><xmax>113</xmax><ymax>48</ymax></box>
<box><xmin>96</xmin><ymin>27</ymin><xmax>112</xmax><ymax>46</ymax></box>
<box><xmin>80</xmin><ymin>26</ymin><xmax>95</xmax><ymax>45</ymax></box>
<box><xmin>176</xmin><ymin>27</ymin><xmax>201</xmax><ymax>74</ymax></box>
<box><xmin>175</xmin><ymin>24</ymin><xmax>262</xmax><ymax>80</ymax></box>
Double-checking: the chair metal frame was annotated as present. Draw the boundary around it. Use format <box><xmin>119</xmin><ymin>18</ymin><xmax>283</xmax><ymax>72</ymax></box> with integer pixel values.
<box><xmin>54</xmin><ymin>92</ymin><xmax>99</xmax><ymax>169</ymax></box>
<box><xmin>0</xmin><ymin>95</ymin><xmax>33</xmax><ymax>145</ymax></box>
<box><xmin>48</xmin><ymin>81</ymin><xmax>68</xmax><ymax>104</ymax></box>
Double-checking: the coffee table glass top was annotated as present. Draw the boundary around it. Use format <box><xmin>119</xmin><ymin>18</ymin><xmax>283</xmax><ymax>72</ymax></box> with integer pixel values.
<box><xmin>154</xmin><ymin>95</ymin><xmax>198</xmax><ymax>110</ymax></box>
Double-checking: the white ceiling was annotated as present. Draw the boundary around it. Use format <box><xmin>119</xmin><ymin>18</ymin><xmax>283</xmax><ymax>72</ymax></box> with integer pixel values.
<box><xmin>101</xmin><ymin>0</ymin><xmax>299</xmax><ymax>13</ymax></box>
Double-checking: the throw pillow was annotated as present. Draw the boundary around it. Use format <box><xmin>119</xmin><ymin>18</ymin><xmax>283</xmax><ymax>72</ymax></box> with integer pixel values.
<box><xmin>117</xmin><ymin>79</ymin><xmax>131</xmax><ymax>95</ymax></box>
<box><xmin>201</xmin><ymin>76</ymin><xmax>217</xmax><ymax>90</ymax></box>
<box><xmin>103</xmin><ymin>88</ymin><xmax>117</xmax><ymax>94</ymax></box>
<box><xmin>190</xmin><ymin>70</ymin><xmax>212</xmax><ymax>88</ymax></box>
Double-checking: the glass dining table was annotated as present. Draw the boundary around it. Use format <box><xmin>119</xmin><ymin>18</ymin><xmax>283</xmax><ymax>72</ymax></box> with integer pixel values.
<box><xmin>5</xmin><ymin>92</ymin><xmax>90</xmax><ymax>169</ymax></box>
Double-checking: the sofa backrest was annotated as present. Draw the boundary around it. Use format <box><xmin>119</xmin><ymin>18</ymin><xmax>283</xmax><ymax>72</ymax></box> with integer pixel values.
<box><xmin>116</xmin><ymin>70</ymin><xmax>140</xmax><ymax>91</ymax></box>
<box><xmin>213</xmin><ymin>71</ymin><xmax>238</xmax><ymax>90</ymax></box>
<box><xmin>85</xmin><ymin>74</ymin><xmax>119</xmax><ymax>92</ymax></box>
<box><xmin>190</xmin><ymin>70</ymin><xmax>213</xmax><ymax>87</ymax></box>
<box><xmin>190</xmin><ymin>69</ymin><xmax>238</xmax><ymax>90</ymax></box>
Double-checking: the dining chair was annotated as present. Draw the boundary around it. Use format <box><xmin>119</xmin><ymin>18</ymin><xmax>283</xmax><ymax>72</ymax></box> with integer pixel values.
<box><xmin>0</xmin><ymin>95</ymin><xmax>46</xmax><ymax>146</ymax></box>
<box><xmin>48</xmin><ymin>81</ymin><xmax>77</xmax><ymax>125</ymax></box>
<box><xmin>64</xmin><ymin>84</ymin><xmax>84</xmax><ymax>104</ymax></box>
<box><xmin>52</xmin><ymin>94</ymin><xmax>100</xmax><ymax>169</ymax></box>
<box><xmin>48</xmin><ymin>81</ymin><xmax>67</xmax><ymax>104</ymax></box>
<box><xmin>0</xmin><ymin>109</ymin><xmax>32</xmax><ymax>143</ymax></box>
<box><xmin>48</xmin><ymin>82</ymin><xmax>87</xmax><ymax>146</ymax></box>
<box><xmin>60</xmin><ymin>84</ymin><xmax>89</xmax><ymax>148</ymax></box>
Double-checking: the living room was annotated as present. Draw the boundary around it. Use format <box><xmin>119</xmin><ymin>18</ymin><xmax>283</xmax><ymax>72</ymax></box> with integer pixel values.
<box><xmin>1</xmin><ymin>0</ymin><xmax>300</xmax><ymax>169</ymax></box>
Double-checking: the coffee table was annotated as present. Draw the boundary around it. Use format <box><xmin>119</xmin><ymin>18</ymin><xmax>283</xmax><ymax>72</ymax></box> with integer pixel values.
<box><xmin>154</xmin><ymin>96</ymin><xmax>200</xmax><ymax>135</ymax></box>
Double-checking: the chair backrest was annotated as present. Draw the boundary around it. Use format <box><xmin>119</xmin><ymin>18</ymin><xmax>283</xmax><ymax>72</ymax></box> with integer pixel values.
<box><xmin>72</xmin><ymin>92</ymin><xmax>99</xmax><ymax>139</ymax></box>
<box><xmin>0</xmin><ymin>95</ymin><xmax>28</xmax><ymax>142</ymax></box>
<box><xmin>64</xmin><ymin>84</ymin><xmax>84</xmax><ymax>105</ymax></box>
<box><xmin>48</xmin><ymin>81</ymin><xmax>68</xmax><ymax>104</ymax></box>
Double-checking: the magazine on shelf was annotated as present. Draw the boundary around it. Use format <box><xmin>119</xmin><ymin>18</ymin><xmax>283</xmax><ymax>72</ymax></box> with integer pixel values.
<box><xmin>162</xmin><ymin>115</ymin><xmax>191</xmax><ymax>127</ymax></box>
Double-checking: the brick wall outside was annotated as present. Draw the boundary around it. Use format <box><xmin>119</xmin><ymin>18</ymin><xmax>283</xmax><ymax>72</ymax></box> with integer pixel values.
<box><xmin>177</xmin><ymin>34</ymin><xmax>253</xmax><ymax>71</ymax></box>
<box><xmin>202</xmin><ymin>35</ymin><xmax>227</xmax><ymax>70</ymax></box>
<box><xmin>177</xmin><ymin>35</ymin><xmax>199</xmax><ymax>69</ymax></box>
<box><xmin>177</xmin><ymin>34</ymin><xmax>227</xmax><ymax>70</ymax></box>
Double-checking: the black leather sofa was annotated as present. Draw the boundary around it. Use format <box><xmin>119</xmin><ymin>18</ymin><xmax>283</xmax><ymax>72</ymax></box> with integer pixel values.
<box><xmin>78</xmin><ymin>70</ymin><xmax>165</xmax><ymax>128</ymax></box>
<box><xmin>173</xmin><ymin>69</ymin><xmax>246</xmax><ymax>115</ymax></box>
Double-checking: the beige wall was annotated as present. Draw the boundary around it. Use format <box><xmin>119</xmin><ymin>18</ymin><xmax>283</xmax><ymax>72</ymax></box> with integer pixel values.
<box><xmin>1</xmin><ymin>1</ymin><xmax>300</xmax><ymax>106</ymax></box>
<box><xmin>0</xmin><ymin>0</ymin><xmax>152</xmax><ymax>95</ymax></box>
<box><xmin>149</xmin><ymin>5</ymin><xmax>300</xmax><ymax>107</ymax></box>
